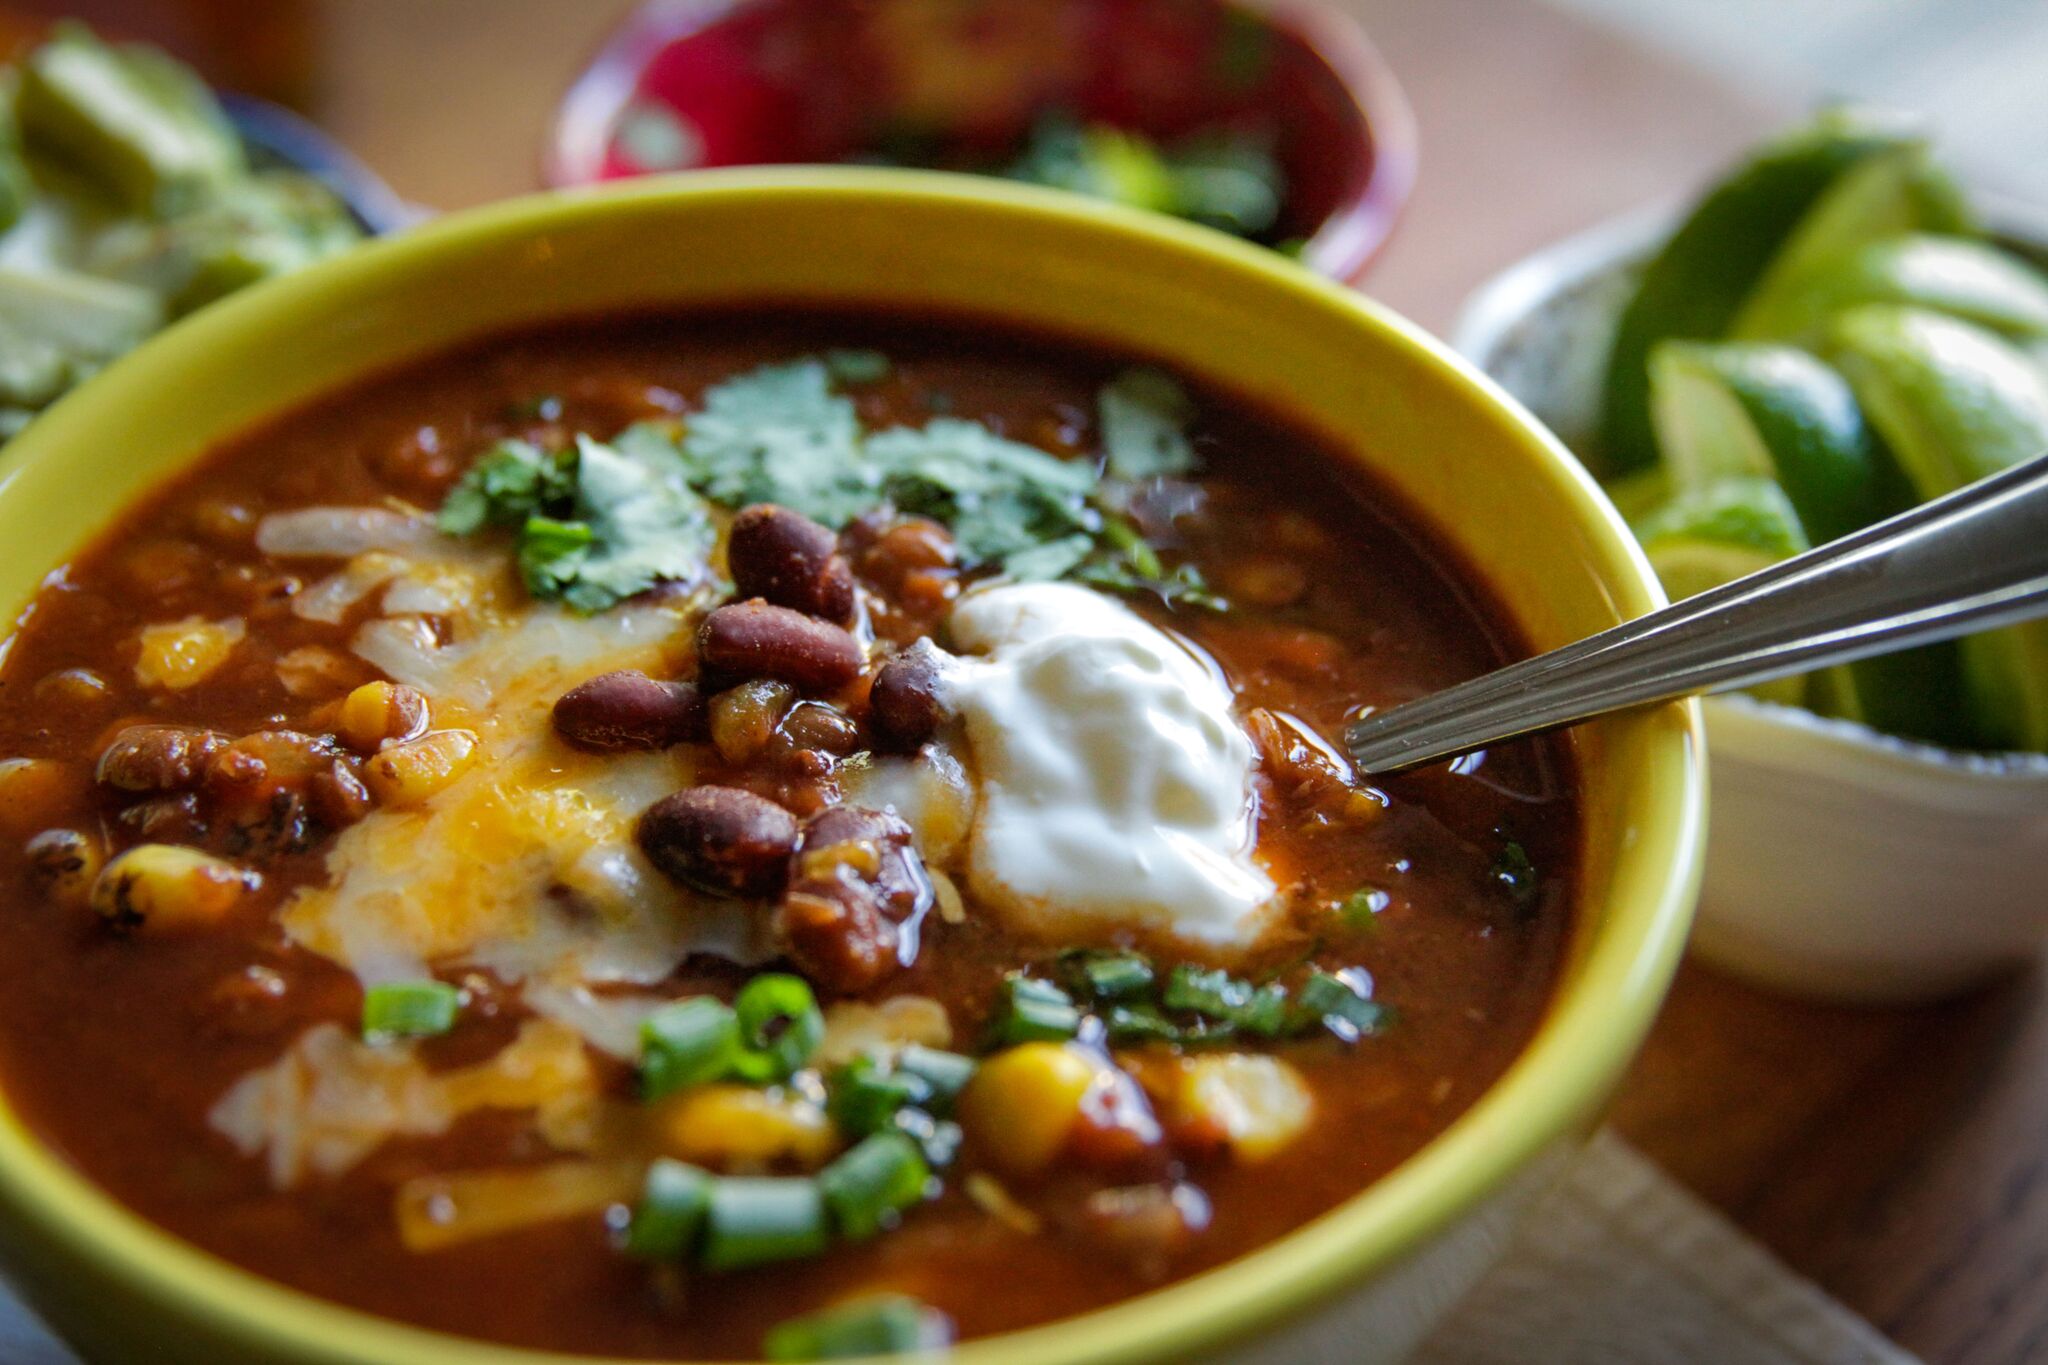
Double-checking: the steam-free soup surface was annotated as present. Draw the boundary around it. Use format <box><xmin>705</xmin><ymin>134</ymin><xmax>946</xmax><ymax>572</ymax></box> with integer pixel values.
<box><xmin>0</xmin><ymin>313</ymin><xmax>1574</xmax><ymax>1358</ymax></box>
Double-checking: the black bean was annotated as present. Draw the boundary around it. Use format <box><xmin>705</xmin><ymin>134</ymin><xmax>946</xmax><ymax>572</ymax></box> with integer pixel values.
<box><xmin>553</xmin><ymin>670</ymin><xmax>707</xmax><ymax>752</ymax></box>
<box><xmin>637</xmin><ymin>786</ymin><xmax>798</xmax><ymax>899</ymax></box>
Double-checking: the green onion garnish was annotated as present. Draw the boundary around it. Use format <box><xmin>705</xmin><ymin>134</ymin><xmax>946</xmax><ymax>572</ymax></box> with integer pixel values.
<box><xmin>731</xmin><ymin>973</ymin><xmax>826</xmax><ymax>1083</ymax></box>
<box><xmin>893</xmin><ymin>1045</ymin><xmax>977</xmax><ymax>1112</ymax></box>
<box><xmin>361</xmin><ymin>980</ymin><xmax>460</xmax><ymax>1040</ymax></box>
<box><xmin>1059</xmin><ymin>949</ymin><xmax>1155</xmax><ymax>1003</ymax></box>
<box><xmin>1103</xmin><ymin>1001</ymin><xmax>1182</xmax><ymax>1045</ymax></box>
<box><xmin>1295</xmin><ymin>970</ymin><xmax>1386</xmax><ymax>1043</ymax></box>
<box><xmin>891</xmin><ymin>1109</ymin><xmax>964</xmax><ymax>1169</ymax></box>
<box><xmin>986</xmin><ymin>973</ymin><xmax>1082</xmax><ymax>1046</ymax></box>
<box><xmin>819</xmin><ymin>1132</ymin><xmax>931</xmax><ymax>1241</ymax></box>
<box><xmin>826</xmin><ymin>1055</ymin><xmax>923</xmax><ymax>1139</ymax></box>
<box><xmin>1160</xmin><ymin>964</ymin><xmax>1288</xmax><ymax>1036</ymax></box>
<box><xmin>622</xmin><ymin>1159</ymin><xmax>712</xmax><ymax>1261</ymax></box>
<box><xmin>763</xmin><ymin>1294</ymin><xmax>956</xmax><ymax>1361</ymax></box>
<box><xmin>700</xmin><ymin>1176</ymin><xmax>830</xmax><ymax>1271</ymax></box>
<box><xmin>639</xmin><ymin>997</ymin><xmax>742</xmax><ymax>1101</ymax></box>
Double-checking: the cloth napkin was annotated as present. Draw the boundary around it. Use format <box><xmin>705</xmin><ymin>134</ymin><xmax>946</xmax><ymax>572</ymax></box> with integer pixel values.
<box><xmin>0</xmin><ymin>1131</ymin><xmax>1915</xmax><ymax>1364</ymax></box>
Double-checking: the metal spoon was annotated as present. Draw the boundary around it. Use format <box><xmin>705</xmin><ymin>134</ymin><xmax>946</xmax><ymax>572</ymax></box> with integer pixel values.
<box><xmin>1345</xmin><ymin>449</ymin><xmax>2048</xmax><ymax>775</ymax></box>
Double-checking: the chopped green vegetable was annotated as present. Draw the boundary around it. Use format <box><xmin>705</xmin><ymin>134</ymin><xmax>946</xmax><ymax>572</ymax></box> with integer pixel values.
<box><xmin>890</xmin><ymin>1108</ymin><xmax>964</xmax><ymax>1170</ymax></box>
<box><xmin>731</xmin><ymin>973</ymin><xmax>826</xmax><ymax>1083</ymax></box>
<box><xmin>1338</xmin><ymin>888</ymin><xmax>1390</xmax><ymax>929</ymax></box>
<box><xmin>639</xmin><ymin>997</ymin><xmax>743</xmax><ymax>1101</ymax></box>
<box><xmin>819</xmin><ymin>1132</ymin><xmax>930</xmax><ymax>1241</ymax></box>
<box><xmin>676</xmin><ymin>360</ymin><xmax>875</xmax><ymax>525</ymax></box>
<box><xmin>1489</xmin><ymin>839</ymin><xmax>1539</xmax><ymax>909</ymax></box>
<box><xmin>1295</xmin><ymin>970</ymin><xmax>1385</xmax><ymax>1043</ymax></box>
<box><xmin>1099</xmin><ymin>367</ymin><xmax>1197</xmax><ymax>479</ymax></box>
<box><xmin>986</xmin><ymin>973</ymin><xmax>1082</xmax><ymax>1046</ymax></box>
<box><xmin>361</xmin><ymin>980</ymin><xmax>460</xmax><ymax>1040</ymax></box>
<box><xmin>763</xmin><ymin>1294</ymin><xmax>955</xmax><ymax>1361</ymax></box>
<box><xmin>825</xmin><ymin>1055</ymin><xmax>924</xmax><ymax>1138</ymax></box>
<box><xmin>1161</xmin><ymin>964</ymin><xmax>1288</xmax><ymax>1037</ymax></box>
<box><xmin>700</xmin><ymin>1176</ymin><xmax>830</xmax><ymax>1271</ymax></box>
<box><xmin>1003</xmin><ymin>112</ymin><xmax>1286</xmax><ymax>240</ymax></box>
<box><xmin>437</xmin><ymin>432</ymin><xmax>713</xmax><ymax>612</ymax></box>
<box><xmin>1103</xmin><ymin>1002</ymin><xmax>1183</xmax><ymax>1046</ymax></box>
<box><xmin>893</xmin><ymin>1045</ymin><xmax>977</xmax><ymax>1112</ymax></box>
<box><xmin>623</xmin><ymin>1159</ymin><xmax>712</xmax><ymax>1261</ymax></box>
<box><xmin>1059</xmin><ymin>949</ymin><xmax>1156</xmax><ymax>1004</ymax></box>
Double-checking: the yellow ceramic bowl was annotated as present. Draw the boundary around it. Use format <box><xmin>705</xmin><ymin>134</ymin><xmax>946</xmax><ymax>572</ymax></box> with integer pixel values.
<box><xmin>0</xmin><ymin>170</ymin><xmax>1704</xmax><ymax>1365</ymax></box>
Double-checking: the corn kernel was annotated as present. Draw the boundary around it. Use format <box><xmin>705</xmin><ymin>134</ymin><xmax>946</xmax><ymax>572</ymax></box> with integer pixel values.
<box><xmin>957</xmin><ymin>1042</ymin><xmax>1098</xmax><ymax>1176</ymax></box>
<box><xmin>363</xmin><ymin>729</ymin><xmax>478</xmax><ymax>808</ymax></box>
<box><xmin>24</xmin><ymin>828</ymin><xmax>101</xmax><ymax>908</ymax></box>
<box><xmin>337</xmin><ymin>681</ymin><xmax>430</xmax><ymax>752</ymax></box>
<box><xmin>657</xmin><ymin>1084</ymin><xmax>838</xmax><ymax>1171</ymax></box>
<box><xmin>91</xmin><ymin>843</ymin><xmax>259</xmax><ymax>932</ymax></box>
<box><xmin>134</xmin><ymin>616</ymin><xmax>245</xmax><ymax>690</ymax></box>
<box><xmin>1140</xmin><ymin>1054</ymin><xmax>1313</xmax><ymax>1162</ymax></box>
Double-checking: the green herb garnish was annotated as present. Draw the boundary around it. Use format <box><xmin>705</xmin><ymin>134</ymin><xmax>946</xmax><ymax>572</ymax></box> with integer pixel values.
<box><xmin>1003</xmin><ymin>112</ymin><xmax>1286</xmax><ymax>239</ymax></box>
<box><xmin>361</xmin><ymin>980</ymin><xmax>460</xmax><ymax>1040</ymax></box>
<box><xmin>763</xmin><ymin>1294</ymin><xmax>955</xmax><ymax>1361</ymax></box>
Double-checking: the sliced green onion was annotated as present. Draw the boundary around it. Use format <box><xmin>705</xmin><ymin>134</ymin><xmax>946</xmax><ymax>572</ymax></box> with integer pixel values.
<box><xmin>894</xmin><ymin>1045</ymin><xmax>977</xmax><ymax>1112</ymax></box>
<box><xmin>819</xmin><ymin>1132</ymin><xmax>931</xmax><ymax>1241</ymax></box>
<box><xmin>731</xmin><ymin>973</ymin><xmax>826</xmax><ymax>1083</ymax></box>
<box><xmin>1295</xmin><ymin>970</ymin><xmax>1386</xmax><ymax>1044</ymax></box>
<box><xmin>986</xmin><ymin>973</ymin><xmax>1082</xmax><ymax>1046</ymax></box>
<box><xmin>361</xmin><ymin>980</ymin><xmax>460</xmax><ymax>1040</ymax></box>
<box><xmin>1103</xmin><ymin>1002</ymin><xmax>1182</xmax><ymax>1046</ymax></box>
<box><xmin>1059</xmin><ymin>948</ymin><xmax>1155</xmax><ymax>1003</ymax></box>
<box><xmin>1159</xmin><ymin>965</ymin><xmax>1290</xmax><ymax>1039</ymax></box>
<box><xmin>622</xmin><ymin>1159</ymin><xmax>712</xmax><ymax>1261</ymax></box>
<box><xmin>763</xmin><ymin>1294</ymin><xmax>956</xmax><ymax>1360</ymax></box>
<box><xmin>826</xmin><ymin>1055</ymin><xmax>923</xmax><ymax>1138</ymax></box>
<box><xmin>700</xmin><ymin>1176</ymin><xmax>830</xmax><ymax>1271</ymax></box>
<box><xmin>639</xmin><ymin>997</ymin><xmax>742</xmax><ymax>1101</ymax></box>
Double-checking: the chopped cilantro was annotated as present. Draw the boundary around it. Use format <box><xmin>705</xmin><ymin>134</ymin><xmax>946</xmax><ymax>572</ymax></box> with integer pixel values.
<box><xmin>1099</xmin><ymin>368</ymin><xmax>1197</xmax><ymax>479</ymax></box>
<box><xmin>1003</xmin><ymin>113</ymin><xmax>1286</xmax><ymax>240</ymax></box>
<box><xmin>438</xmin><ymin>434</ymin><xmax>711</xmax><ymax>613</ymax></box>
<box><xmin>440</xmin><ymin>355</ymin><xmax>1219</xmax><ymax>610</ymax></box>
<box><xmin>1337</xmin><ymin>887</ymin><xmax>1390</xmax><ymax>930</ymax></box>
<box><xmin>436</xmin><ymin>438</ymin><xmax>575</xmax><ymax>535</ymax></box>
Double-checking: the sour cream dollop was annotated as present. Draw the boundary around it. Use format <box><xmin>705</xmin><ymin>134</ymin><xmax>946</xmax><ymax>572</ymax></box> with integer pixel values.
<box><xmin>940</xmin><ymin>582</ymin><xmax>1275</xmax><ymax>947</ymax></box>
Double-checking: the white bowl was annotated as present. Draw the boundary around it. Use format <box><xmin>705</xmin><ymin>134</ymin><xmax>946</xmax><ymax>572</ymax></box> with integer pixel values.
<box><xmin>1454</xmin><ymin>203</ymin><xmax>2048</xmax><ymax>1004</ymax></box>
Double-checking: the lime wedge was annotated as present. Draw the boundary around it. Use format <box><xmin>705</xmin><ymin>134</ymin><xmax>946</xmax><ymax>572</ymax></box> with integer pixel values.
<box><xmin>1830</xmin><ymin>305</ymin><xmax>2048</xmax><ymax>749</ymax></box>
<box><xmin>1599</xmin><ymin>109</ymin><xmax>1934</xmax><ymax>476</ymax></box>
<box><xmin>1732</xmin><ymin>145</ymin><xmax>1970</xmax><ymax>340</ymax></box>
<box><xmin>1741</xmin><ymin>234</ymin><xmax>2048</xmax><ymax>346</ymax></box>
<box><xmin>1633</xmin><ymin>477</ymin><xmax>1810</xmax><ymax>705</ymax></box>
<box><xmin>1643</xmin><ymin>347</ymin><xmax>1971</xmax><ymax>740</ymax></box>
<box><xmin>1600</xmin><ymin>466</ymin><xmax>1672</xmax><ymax>524</ymax></box>
<box><xmin>1648</xmin><ymin>340</ymin><xmax>1908</xmax><ymax>542</ymax></box>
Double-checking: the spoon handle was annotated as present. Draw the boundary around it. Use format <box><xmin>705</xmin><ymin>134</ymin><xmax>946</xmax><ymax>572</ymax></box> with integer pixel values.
<box><xmin>1346</xmin><ymin>450</ymin><xmax>2048</xmax><ymax>775</ymax></box>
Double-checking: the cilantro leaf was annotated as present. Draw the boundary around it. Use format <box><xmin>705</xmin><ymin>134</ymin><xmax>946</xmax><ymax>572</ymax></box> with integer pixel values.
<box><xmin>679</xmin><ymin>360</ymin><xmax>878</xmax><ymax>526</ymax></box>
<box><xmin>436</xmin><ymin>438</ymin><xmax>575</xmax><ymax>535</ymax></box>
<box><xmin>1099</xmin><ymin>368</ymin><xmax>1196</xmax><ymax>479</ymax></box>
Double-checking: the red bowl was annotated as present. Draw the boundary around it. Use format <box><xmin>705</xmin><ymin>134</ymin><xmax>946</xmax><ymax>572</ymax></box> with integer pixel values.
<box><xmin>546</xmin><ymin>0</ymin><xmax>1416</xmax><ymax>282</ymax></box>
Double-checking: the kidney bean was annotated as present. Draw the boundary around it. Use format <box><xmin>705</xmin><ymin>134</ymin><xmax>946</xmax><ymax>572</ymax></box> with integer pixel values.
<box><xmin>699</xmin><ymin>601</ymin><xmax>863</xmax><ymax>693</ymax></box>
<box><xmin>552</xmin><ymin>670</ymin><xmax>706</xmax><ymax>752</ymax></box>
<box><xmin>96</xmin><ymin>725</ymin><xmax>229</xmax><ymax>793</ymax></box>
<box><xmin>776</xmin><ymin>805</ymin><xmax>932</xmax><ymax>993</ymax></box>
<box><xmin>727</xmin><ymin>504</ymin><xmax>856</xmax><ymax>623</ymax></box>
<box><xmin>637</xmin><ymin>786</ymin><xmax>798</xmax><ymax>899</ymax></box>
<box><xmin>868</xmin><ymin>644</ymin><xmax>949</xmax><ymax>751</ymax></box>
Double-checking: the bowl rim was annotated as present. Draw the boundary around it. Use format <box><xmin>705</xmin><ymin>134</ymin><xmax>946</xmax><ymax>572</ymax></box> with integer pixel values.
<box><xmin>0</xmin><ymin>168</ymin><xmax>1702</xmax><ymax>1365</ymax></box>
<box><xmin>541</xmin><ymin>0</ymin><xmax>1418</xmax><ymax>283</ymax></box>
<box><xmin>1450</xmin><ymin>196</ymin><xmax>2048</xmax><ymax>781</ymax></box>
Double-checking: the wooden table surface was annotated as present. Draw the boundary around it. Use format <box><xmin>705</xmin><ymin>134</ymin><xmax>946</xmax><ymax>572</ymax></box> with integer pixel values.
<box><xmin>308</xmin><ymin>4</ymin><xmax>2046</xmax><ymax>1361</ymax></box>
